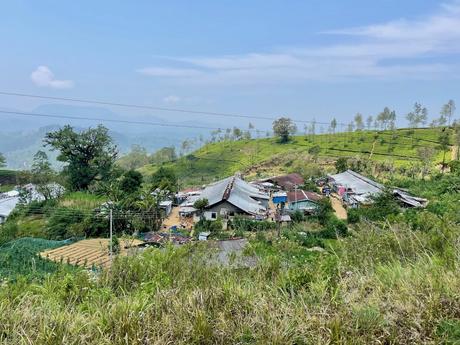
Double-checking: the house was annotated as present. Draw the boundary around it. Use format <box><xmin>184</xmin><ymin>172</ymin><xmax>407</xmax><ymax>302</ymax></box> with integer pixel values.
<box><xmin>328</xmin><ymin>170</ymin><xmax>428</xmax><ymax>208</ymax></box>
<box><xmin>0</xmin><ymin>195</ymin><xmax>20</xmax><ymax>224</ymax></box>
<box><xmin>287</xmin><ymin>190</ymin><xmax>323</xmax><ymax>214</ymax></box>
<box><xmin>185</xmin><ymin>175</ymin><xmax>270</xmax><ymax>221</ymax></box>
<box><xmin>259</xmin><ymin>173</ymin><xmax>304</xmax><ymax>191</ymax></box>
<box><xmin>159</xmin><ymin>200</ymin><xmax>173</xmax><ymax>216</ymax></box>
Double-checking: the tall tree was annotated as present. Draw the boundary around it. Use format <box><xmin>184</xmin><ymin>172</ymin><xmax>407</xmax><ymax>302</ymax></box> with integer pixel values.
<box><xmin>441</xmin><ymin>100</ymin><xmax>456</xmax><ymax>126</ymax></box>
<box><xmin>0</xmin><ymin>152</ymin><xmax>5</xmax><ymax>168</ymax></box>
<box><xmin>30</xmin><ymin>150</ymin><xmax>58</xmax><ymax>201</ymax></box>
<box><xmin>330</xmin><ymin>118</ymin><xmax>337</xmax><ymax>134</ymax></box>
<box><xmin>272</xmin><ymin>117</ymin><xmax>297</xmax><ymax>143</ymax></box>
<box><xmin>406</xmin><ymin>103</ymin><xmax>428</xmax><ymax>128</ymax></box>
<box><xmin>354</xmin><ymin>113</ymin><xmax>364</xmax><ymax>131</ymax></box>
<box><xmin>377</xmin><ymin>107</ymin><xmax>396</xmax><ymax>129</ymax></box>
<box><xmin>44</xmin><ymin>125</ymin><xmax>117</xmax><ymax>191</ymax></box>
<box><xmin>438</xmin><ymin>128</ymin><xmax>451</xmax><ymax>173</ymax></box>
<box><xmin>366</xmin><ymin>115</ymin><xmax>373</xmax><ymax>130</ymax></box>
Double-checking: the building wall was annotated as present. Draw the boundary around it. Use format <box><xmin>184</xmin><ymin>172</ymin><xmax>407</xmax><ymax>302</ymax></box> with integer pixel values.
<box><xmin>288</xmin><ymin>200</ymin><xmax>318</xmax><ymax>211</ymax></box>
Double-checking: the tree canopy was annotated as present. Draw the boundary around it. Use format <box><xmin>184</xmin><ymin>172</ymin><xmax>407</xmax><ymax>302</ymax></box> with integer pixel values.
<box><xmin>0</xmin><ymin>153</ymin><xmax>5</xmax><ymax>168</ymax></box>
<box><xmin>44</xmin><ymin>125</ymin><xmax>117</xmax><ymax>191</ymax></box>
<box><xmin>273</xmin><ymin>117</ymin><xmax>297</xmax><ymax>143</ymax></box>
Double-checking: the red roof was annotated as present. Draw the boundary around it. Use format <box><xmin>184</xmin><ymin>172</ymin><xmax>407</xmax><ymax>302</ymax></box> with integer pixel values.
<box><xmin>287</xmin><ymin>190</ymin><xmax>322</xmax><ymax>203</ymax></box>
<box><xmin>267</xmin><ymin>173</ymin><xmax>304</xmax><ymax>191</ymax></box>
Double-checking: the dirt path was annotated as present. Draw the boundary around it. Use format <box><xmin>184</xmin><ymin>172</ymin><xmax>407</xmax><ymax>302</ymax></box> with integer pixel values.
<box><xmin>452</xmin><ymin>145</ymin><xmax>459</xmax><ymax>161</ymax></box>
<box><xmin>330</xmin><ymin>195</ymin><xmax>347</xmax><ymax>220</ymax></box>
<box><xmin>162</xmin><ymin>206</ymin><xmax>181</xmax><ymax>228</ymax></box>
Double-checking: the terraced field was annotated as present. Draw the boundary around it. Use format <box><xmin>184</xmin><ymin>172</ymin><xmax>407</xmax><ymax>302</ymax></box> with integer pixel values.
<box><xmin>40</xmin><ymin>238</ymin><xmax>143</xmax><ymax>269</ymax></box>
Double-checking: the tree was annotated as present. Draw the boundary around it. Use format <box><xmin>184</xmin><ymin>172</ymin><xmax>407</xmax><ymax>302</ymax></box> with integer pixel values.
<box><xmin>416</xmin><ymin>147</ymin><xmax>436</xmax><ymax>178</ymax></box>
<box><xmin>308</xmin><ymin>145</ymin><xmax>321</xmax><ymax>162</ymax></box>
<box><xmin>150</xmin><ymin>167</ymin><xmax>178</xmax><ymax>192</ymax></box>
<box><xmin>119</xmin><ymin>170</ymin><xmax>143</xmax><ymax>195</ymax></box>
<box><xmin>193</xmin><ymin>198</ymin><xmax>209</xmax><ymax>220</ymax></box>
<box><xmin>44</xmin><ymin>125</ymin><xmax>117</xmax><ymax>191</ymax></box>
<box><xmin>330</xmin><ymin>118</ymin><xmax>337</xmax><ymax>134</ymax></box>
<box><xmin>0</xmin><ymin>152</ymin><xmax>6</xmax><ymax>168</ymax></box>
<box><xmin>406</xmin><ymin>103</ymin><xmax>427</xmax><ymax>128</ymax></box>
<box><xmin>31</xmin><ymin>150</ymin><xmax>57</xmax><ymax>201</ymax></box>
<box><xmin>354</xmin><ymin>113</ymin><xmax>364</xmax><ymax>131</ymax></box>
<box><xmin>377</xmin><ymin>107</ymin><xmax>396</xmax><ymax>129</ymax></box>
<box><xmin>272</xmin><ymin>117</ymin><xmax>297</xmax><ymax>143</ymax></box>
<box><xmin>150</xmin><ymin>146</ymin><xmax>177</xmax><ymax>165</ymax></box>
<box><xmin>335</xmin><ymin>157</ymin><xmax>348</xmax><ymax>173</ymax></box>
<box><xmin>454</xmin><ymin>123</ymin><xmax>460</xmax><ymax>160</ymax></box>
<box><xmin>117</xmin><ymin>145</ymin><xmax>149</xmax><ymax>170</ymax></box>
<box><xmin>441</xmin><ymin>100</ymin><xmax>456</xmax><ymax>126</ymax></box>
<box><xmin>232</xmin><ymin>127</ymin><xmax>242</xmax><ymax>140</ymax></box>
<box><xmin>366</xmin><ymin>116</ymin><xmax>373</xmax><ymax>130</ymax></box>
<box><xmin>438</xmin><ymin>128</ymin><xmax>451</xmax><ymax>173</ymax></box>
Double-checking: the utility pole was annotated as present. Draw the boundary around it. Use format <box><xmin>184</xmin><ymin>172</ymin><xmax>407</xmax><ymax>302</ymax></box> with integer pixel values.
<box><xmin>109</xmin><ymin>208</ymin><xmax>113</xmax><ymax>264</ymax></box>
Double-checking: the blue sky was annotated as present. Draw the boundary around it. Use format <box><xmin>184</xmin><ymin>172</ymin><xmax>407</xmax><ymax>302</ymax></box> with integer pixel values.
<box><xmin>1</xmin><ymin>0</ymin><xmax>459</xmax><ymax>130</ymax></box>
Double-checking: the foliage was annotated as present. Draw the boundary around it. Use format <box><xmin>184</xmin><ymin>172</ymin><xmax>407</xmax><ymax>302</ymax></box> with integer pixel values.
<box><xmin>150</xmin><ymin>166</ymin><xmax>178</xmax><ymax>192</ymax></box>
<box><xmin>47</xmin><ymin>208</ymin><xmax>86</xmax><ymax>240</ymax></box>
<box><xmin>194</xmin><ymin>218</ymin><xmax>222</xmax><ymax>235</ymax></box>
<box><xmin>355</xmin><ymin>189</ymin><xmax>400</xmax><ymax>221</ymax></box>
<box><xmin>119</xmin><ymin>170</ymin><xmax>143</xmax><ymax>195</ymax></box>
<box><xmin>230</xmin><ymin>217</ymin><xmax>276</xmax><ymax>232</ymax></box>
<box><xmin>44</xmin><ymin>125</ymin><xmax>118</xmax><ymax>191</ymax></box>
<box><xmin>116</xmin><ymin>145</ymin><xmax>150</xmax><ymax>170</ymax></box>
<box><xmin>335</xmin><ymin>157</ymin><xmax>348</xmax><ymax>173</ymax></box>
<box><xmin>272</xmin><ymin>117</ymin><xmax>297</xmax><ymax>143</ymax></box>
<box><xmin>0</xmin><ymin>152</ymin><xmax>5</xmax><ymax>168</ymax></box>
<box><xmin>315</xmin><ymin>198</ymin><xmax>334</xmax><ymax>225</ymax></box>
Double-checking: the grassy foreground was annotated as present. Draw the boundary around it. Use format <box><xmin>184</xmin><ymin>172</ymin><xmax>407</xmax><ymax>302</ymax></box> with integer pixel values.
<box><xmin>0</xmin><ymin>217</ymin><xmax>459</xmax><ymax>344</ymax></box>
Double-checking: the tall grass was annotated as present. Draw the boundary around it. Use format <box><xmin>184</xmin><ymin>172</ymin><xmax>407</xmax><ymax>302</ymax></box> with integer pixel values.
<box><xmin>0</xmin><ymin>218</ymin><xmax>459</xmax><ymax>344</ymax></box>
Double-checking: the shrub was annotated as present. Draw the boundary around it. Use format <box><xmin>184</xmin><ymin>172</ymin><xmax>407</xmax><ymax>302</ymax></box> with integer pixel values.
<box><xmin>291</xmin><ymin>210</ymin><xmax>305</xmax><ymax>223</ymax></box>
<box><xmin>319</xmin><ymin>218</ymin><xmax>348</xmax><ymax>238</ymax></box>
<box><xmin>347</xmin><ymin>208</ymin><xmax>360</xmax><ymax>224</ymax></box>
<box><xmin>47</xmin><ymin>208</ymin><xmax>85</xmax><ymax>240</ymax></box>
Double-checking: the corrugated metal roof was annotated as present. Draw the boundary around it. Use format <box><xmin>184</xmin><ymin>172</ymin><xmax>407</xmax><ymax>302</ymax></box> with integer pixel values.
<box><xmin>198</xmin><ymin>176</ymin><xmax>269</xmax><ymax>215</ymax></box>
<box><xmin>287</xmin><ymin>190</ymin><xmax>322</xmax><ymax>203</ymax></box>
<box><xmin>0</xmin><ymin>197</ymin><xmax>19</xmax><ymax>218</ymax></box>
<box><xmin>328</xmin><ymin>170</ymin><xmax>383</xmax><ymax>195</ymax></box>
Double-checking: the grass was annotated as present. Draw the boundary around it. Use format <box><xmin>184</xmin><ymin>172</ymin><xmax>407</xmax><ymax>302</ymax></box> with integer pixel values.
<box><xmin>0</xmin><ymin>217</ymin><xmax>459</xmax><ymax>344</ymax></box>
<box><xmin>139</xmin><ymin>127</ymin><xmax>453</xmax><ymax>186</ymax></box>
<box><xmin>59</xmin><ymin>191</ymin><xmax>107</xmax><ymax>210</ymax></box>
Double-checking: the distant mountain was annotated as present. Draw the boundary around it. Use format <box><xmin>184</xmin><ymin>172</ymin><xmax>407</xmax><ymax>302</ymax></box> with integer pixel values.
<box><xmin>0</xmin><ymin>103</ymin><xmax>218</xmax><ymax>169</ymax></box>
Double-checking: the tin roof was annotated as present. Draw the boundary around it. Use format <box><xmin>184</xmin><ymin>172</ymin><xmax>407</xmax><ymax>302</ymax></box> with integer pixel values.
<box><xmin>328</xmin><ymin>170</ymin><xmax>383</xmax><ymax>195</ymax></box>
<box><xmin>197</xmin><ymin>175</ymin><xmax>269</xmax><ymax>215</ymax></box>
<box><xmin>287</xmin><ymin>190</ymin><xmax>322</xmax><ymax>203</ymax></box>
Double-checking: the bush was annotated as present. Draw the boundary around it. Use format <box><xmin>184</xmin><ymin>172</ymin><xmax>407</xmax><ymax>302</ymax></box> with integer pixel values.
<box><xmin>47</xmin><ymin>208</ymin><xmax>85</xmax><ymax>240</ymax></box>
<box><xmin>291</xmin><ymin>210</ymin><xmax>305</xmax><ymax>223</ymax></box>
<box><xmin>347</xmin><ymin>208</ymin><xmax>360</xmax><ymax>224</ymax></box>
<box><xmin>194</xmin><ymin>218</ymin><xmax>223</xmax><ymax>235</ymax></box>
<box><xmin>319</xmin><ymin>218</ymin><xmax>348</xmax><ymax>238</ymax></box>
<box><xmin>230</xmin><ymin>217</ymin><xmax>276</xmax><ymax>232</ymax></box>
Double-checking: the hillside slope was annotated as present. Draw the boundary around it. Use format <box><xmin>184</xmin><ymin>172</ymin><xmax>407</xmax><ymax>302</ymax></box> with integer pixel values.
<box><xmin>139</xmin><ymin>128</ymin><xmax>453</xmax><ymax>186</ymax></box>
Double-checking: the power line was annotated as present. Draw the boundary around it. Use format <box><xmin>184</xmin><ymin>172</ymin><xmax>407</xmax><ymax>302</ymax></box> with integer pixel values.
<box><xmin>0</xmin><ymin>90</ymin><xmax>339</xmax><ymax>126</ymax></box>
<box><xmin>0</xmin><ymin>110</ymin><xmax>220</xmax><ymax>131</ymax></box>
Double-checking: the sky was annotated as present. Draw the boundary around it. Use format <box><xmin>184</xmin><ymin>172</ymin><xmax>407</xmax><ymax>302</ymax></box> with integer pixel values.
<box><xmin>1</xmin><ymin>0</ymin><xmax>460</xmax><ymax>130</ymax></box>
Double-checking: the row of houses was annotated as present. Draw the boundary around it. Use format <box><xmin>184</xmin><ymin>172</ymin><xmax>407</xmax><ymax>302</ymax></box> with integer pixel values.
<box><xmin>175</xmin><ymin>173</ymin><xmax>324</xmax><ymax>223</ymax></box>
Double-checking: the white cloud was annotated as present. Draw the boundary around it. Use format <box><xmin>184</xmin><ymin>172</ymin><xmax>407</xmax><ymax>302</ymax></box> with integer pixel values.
<box><xmin>30</xmin><ymin>66</ymin><xmax>74</xmax><ymax>89</ymax></box>
<box><xmin>163</xmin><ymin>95</ymin><xmax>181</xmax><ymax>104</ymax></box>
<box><xmin>138</xmin><ymin>1</ymin><xmax>460</xmax><ymax>84</ymax></box>
<box><xmin>137</xmin><ymin>67</ymin><xmax>203</xmax><ymax>78</ymax></box>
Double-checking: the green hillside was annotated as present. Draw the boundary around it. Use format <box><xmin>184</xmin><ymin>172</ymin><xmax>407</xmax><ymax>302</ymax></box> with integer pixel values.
<box><xmin>139</xmin><ymin>127</ymin><xmax>454</xmax><ymax>186</ymax></box>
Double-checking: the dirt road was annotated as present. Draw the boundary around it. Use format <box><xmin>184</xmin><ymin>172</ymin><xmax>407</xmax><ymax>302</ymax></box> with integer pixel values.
<box><xmin>330</xmin><ymin>195</ymin><xmax>347</xmax><ymax>220</ymax></box>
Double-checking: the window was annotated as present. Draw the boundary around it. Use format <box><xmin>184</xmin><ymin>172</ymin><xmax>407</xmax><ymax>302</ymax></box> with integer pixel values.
<box><xmin>211</xmin><ymin>212</ymin><xmax>217</xmax><ymax>219</ymax></box>
<box><xmin>229</xmin><ymin>211</ymin><xmax>235</xmax><ymax>217</ymax></box>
